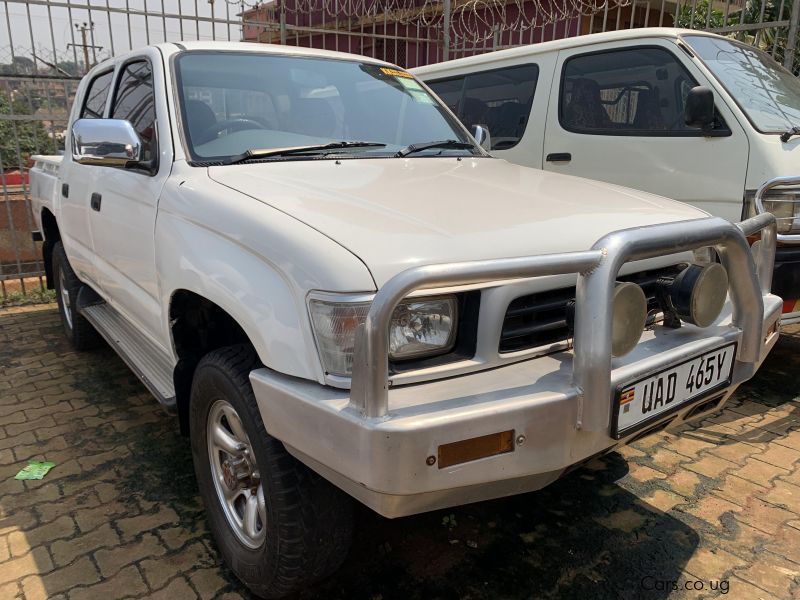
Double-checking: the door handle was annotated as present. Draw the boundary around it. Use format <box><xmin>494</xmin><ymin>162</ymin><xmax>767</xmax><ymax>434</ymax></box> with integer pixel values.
<box><xmin>546</xmin><ymin>153</ymin><xmax>572</xmax><ymax>163</ymax></box>
<box><xmin>90</xmin><ymin>193</ymin><xmax>102</xmax><ymax>212</ymax></box>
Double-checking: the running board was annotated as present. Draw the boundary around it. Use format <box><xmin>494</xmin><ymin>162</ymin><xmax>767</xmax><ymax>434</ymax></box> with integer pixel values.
<box><xmin>80</xmin><ymin>303</ymin><xmax>177</xmax><ymax>410</ymax></box>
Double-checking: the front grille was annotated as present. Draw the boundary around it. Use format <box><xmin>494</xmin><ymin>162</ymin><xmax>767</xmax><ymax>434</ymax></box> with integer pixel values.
<box><xmin>498</xmin><ymin>265</ymin><xmax>684</xmax><ymax>354</ymax></box>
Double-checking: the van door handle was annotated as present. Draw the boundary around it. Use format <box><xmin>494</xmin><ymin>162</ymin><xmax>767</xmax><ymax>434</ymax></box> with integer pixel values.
<box><xmin>546</xmin><ymin>153</ymin><xmax>572</xmax><ymax>163</ymax></box>
<box><xmin>90</xmin><ymin>193</ymin><xmax>102</xmax><ymax>212</ymax></box>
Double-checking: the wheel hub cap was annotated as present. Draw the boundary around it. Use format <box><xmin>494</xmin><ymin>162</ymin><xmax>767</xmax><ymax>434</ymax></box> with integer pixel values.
<box><xmin>207</xmin><ymin>399</ymin><xmax>267</xmax><ymax>549</ymax></box>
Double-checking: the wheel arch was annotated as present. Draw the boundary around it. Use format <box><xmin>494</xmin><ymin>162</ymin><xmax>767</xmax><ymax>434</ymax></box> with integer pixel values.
<box><xmin>169</xmin><ymin>290</ymin><xmax>257</xmax><ymax>435</ymax></box>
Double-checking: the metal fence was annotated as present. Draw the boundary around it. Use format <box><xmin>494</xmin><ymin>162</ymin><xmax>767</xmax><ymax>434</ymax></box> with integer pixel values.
<box><xmin>1</xmin><ymin>0</ymin><xmax>799</xmax><ymax>300</ymax></box>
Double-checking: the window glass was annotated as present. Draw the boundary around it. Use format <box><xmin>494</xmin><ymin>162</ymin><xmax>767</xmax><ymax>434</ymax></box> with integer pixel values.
<box><xmin>111</xmin><ymin>61</ymin><xmax>157</xmax><ymax>162</ymax></box>
<box><xmin>428</xmin><ymin>64</ymin><xmax>538</xmax><ymax>150</ymax></box>
<box><xmin>685</xmin><ymin>35</ymin><xmax>800</xmax><ymax>133</ymax></box>
<box><xmin>428</xmin><ymin>77</ymin><xmax>463</xmax><ymax>113</ymax></box>
<box><xmin>80</xmin><ymin>71</ymin><xmax>113</xmax><ymax>119</ymax></box>
<box><xmin>561</xmin><ymin>48</ymin><xmax>707</xmax><ymax>134</ymax></box>
<box><xmin>176</xmin><ymin>53</ymin><xmax>476</xmax><ymax>162</ymax></box>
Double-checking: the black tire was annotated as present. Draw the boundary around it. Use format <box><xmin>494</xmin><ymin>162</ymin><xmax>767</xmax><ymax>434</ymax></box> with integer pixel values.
<box><xmin>190</xmin><ymin>344</ymin><xmax>354</xmax><ymax>599</ymax></box>
<box><xmin>52</xmin><ymin>241</ymin><xmax>102</xmax><ymax>350</ymax></box>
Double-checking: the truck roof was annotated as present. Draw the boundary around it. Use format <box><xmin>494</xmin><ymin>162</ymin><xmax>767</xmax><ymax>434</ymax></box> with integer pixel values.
<box><xmin>105</xmin><ymin>40</ymin><xmax>396</xmax><ymax>69</ymax></box>
<box><xmin>413</xmin><ymin>28</ymin><xmax>721</xmax><ymax>76</ymax></box>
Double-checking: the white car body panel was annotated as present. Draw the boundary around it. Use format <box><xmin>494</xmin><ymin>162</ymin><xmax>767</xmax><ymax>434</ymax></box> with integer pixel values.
<box><xmin>208</xmin><ymin>157</ymin><xmax>706</xmax><ymax>287</ymax></box>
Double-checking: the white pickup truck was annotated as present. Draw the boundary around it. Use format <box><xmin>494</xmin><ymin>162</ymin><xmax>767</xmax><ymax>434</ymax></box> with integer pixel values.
<box><xmin>30</xmin><ymin>41</ymin><xmax>781</xmax><ymax>598</ymax></box>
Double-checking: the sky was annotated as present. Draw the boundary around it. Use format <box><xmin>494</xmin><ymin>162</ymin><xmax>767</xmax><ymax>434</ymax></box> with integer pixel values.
<box><xmin>0</xmin><ymin>0</ymin><xmax>246</xmax><ymax>67</ymax></box>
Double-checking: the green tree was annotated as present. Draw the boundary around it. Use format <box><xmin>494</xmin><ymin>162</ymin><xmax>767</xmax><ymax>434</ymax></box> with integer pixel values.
<box><xmin>677</xmin><ymin>0</ymin><xmax>800</xmax><ymax>73</ymax></box>
<box><xmin>0</xmin><ymin>93</ymin><xmax>53</xmax><ymax>169</ymax></box>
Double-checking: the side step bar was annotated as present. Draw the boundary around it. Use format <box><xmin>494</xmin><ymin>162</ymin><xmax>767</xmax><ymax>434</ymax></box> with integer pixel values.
<box><xmin>79</xmin><ymin>301</ymin><xmax>177</xmax><ymax>410</ymax></box>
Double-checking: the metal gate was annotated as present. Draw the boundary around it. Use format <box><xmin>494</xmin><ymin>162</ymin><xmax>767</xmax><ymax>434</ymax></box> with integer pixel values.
<box><xmin>1</xmin><ymin>0</ymin><xmax>799</xmax><ymax>301</ymax></box>
<box><xmin>0</xmin><ymin>0</ymin><xmax>240</xmax><ymax>299</ymax></box>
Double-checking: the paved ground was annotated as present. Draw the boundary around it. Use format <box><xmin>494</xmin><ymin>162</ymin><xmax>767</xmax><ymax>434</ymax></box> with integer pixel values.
<box><xmin>1</xmin><ymin>304</ymin><xmax>799</xmax><ymax>600</ymax></box>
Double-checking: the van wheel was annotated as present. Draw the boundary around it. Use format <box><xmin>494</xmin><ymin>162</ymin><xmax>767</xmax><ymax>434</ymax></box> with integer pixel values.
<box><xmin>189</xmin><ymin>344</ymin><xmax>354</xmax><ymax>599</ymax></box>
<box><xmin>52</xmin><ymin>241</ymin><xmax>101</xmax><ymax>350</ymax></box>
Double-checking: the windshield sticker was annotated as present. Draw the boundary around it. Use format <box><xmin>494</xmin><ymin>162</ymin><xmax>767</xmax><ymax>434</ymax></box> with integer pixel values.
<box><xmin>398</xmin><ymin>78</ymin><xmax>435</xmax><ymax>104</ymax></box>
<box><xmin>380</xmin><ymin>67</ymin><xmax>413</xmax><ymax>78</ymax></box>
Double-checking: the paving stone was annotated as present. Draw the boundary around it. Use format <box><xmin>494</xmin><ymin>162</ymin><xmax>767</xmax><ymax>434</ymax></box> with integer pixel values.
<box><xmin>67</xmin><ymin>565</ymin><xmax>148</xmax><ymax>600</ymax></box>
<box><xmin>189</xmin><ymin>568</ymin><xmax>228</xmax><ymax>600</ymax></box>
<box><xmin>94</xmin><ymin>533</ymin><xmax>166</xmax><ymax>578</ymax></box>
<box><xmin>7</xmin><ymin>515</ymin><xmax>77</xmax><ymax>557</ymax></box>
<box><xmin>140</xmin><ymin>543</ymin><xmax>212</xmax><ymax>589</ymax></box>
<box><xmin>148</xmin><ymin>576</ymin><xmax>197</xmax><ymax>600</ymax></box>
<box><xmin>734</xmin><ymin>554</ymin><xmax>800</xmax><ymax>599</ymax></box>
<box><xmin>116</xmin><ymin>506</ymin><xmax>180</xmax><ymax>542</ymax></box>
<box><xmin>50</xmin><ymin>523</ymin><xmax>120</xmax><ymax>568</ymax></box>
<box><xmin>21</xmin><ymin>556</ymin><xmax>100</xmax><ymax>600</ymax></box>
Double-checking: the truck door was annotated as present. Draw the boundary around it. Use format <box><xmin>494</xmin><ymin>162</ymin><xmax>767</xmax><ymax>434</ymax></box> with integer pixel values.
<box><xmin>542</xmin><ymin>40</ymin><xmax>749</xmax><ymax>221</ymax></box>
<box><xmin>88</xmin><ymin>51</ymin><xmax>172</xmax><ymax>351</ymax></box>
<box><xmin>58</xmin><ymin>69</ymin><xmax>114</xmax><ymax>286</ymax></box>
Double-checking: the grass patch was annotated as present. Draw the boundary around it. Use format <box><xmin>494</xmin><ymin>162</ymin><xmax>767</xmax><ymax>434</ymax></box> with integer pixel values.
<box><xmin>1</xmin><ymin>287</ymin><xmax>56</xmax><ymax>307</ymax></box>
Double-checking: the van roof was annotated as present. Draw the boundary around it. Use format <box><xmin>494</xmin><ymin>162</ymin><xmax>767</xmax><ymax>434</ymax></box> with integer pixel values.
<box><xmin>412</xmin><ymin>28</ymin><xmax>719</xmax><ymax>76</ymax></box>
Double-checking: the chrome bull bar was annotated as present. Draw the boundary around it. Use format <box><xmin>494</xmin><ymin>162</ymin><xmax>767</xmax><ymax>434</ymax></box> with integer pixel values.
<box><xmin>350</xmin><ymin>214</ymin><xmax>777</xmax><ymax>427</ymax></box>
<box><xmin>755</xmin><ymin>175</ymin><xmax>800</xmax><ymax>244</ymax></box>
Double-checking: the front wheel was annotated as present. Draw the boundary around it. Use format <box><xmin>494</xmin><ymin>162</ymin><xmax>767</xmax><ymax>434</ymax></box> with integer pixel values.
<box><xmin>189</xmin><ymin>345</ymin><xmax>354</xmax><ymax>599</ymax></box>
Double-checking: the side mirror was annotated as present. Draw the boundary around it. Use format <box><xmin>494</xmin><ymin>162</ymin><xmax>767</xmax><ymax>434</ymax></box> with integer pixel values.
<box><xmin>72</xmin><ymin>118</ymin><xmax>142</xmax><ymax>166</ymax></box>
<box><xmin>684</xmin><ymin>86</ymin><xmax>715</xmax><ymax>130</ymax></box>
<box><xmin>472</xmin><ymin>124</ymin><xmax>492</xmax><ymax>151</ymax></box>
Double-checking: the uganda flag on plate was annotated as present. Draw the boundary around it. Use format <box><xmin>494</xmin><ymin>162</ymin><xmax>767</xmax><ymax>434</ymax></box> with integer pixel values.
<box><xmin>619</xmin><ymin>388</ymin><xmax>635</xmax><ymax>414</ymax></box>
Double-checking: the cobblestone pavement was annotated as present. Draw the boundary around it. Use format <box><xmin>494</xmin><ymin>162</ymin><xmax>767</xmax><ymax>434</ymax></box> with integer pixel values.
<box><xmin>1</xmin><ymin>304</ymin><xmax>799</xmax><ymax>600</ymax></box>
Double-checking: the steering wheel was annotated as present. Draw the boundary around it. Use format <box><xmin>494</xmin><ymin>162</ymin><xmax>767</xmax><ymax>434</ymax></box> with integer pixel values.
<box><xmin>200</xmin><ymin>118</ymin><xmax>266</xmax><ymax>142</ymax></box>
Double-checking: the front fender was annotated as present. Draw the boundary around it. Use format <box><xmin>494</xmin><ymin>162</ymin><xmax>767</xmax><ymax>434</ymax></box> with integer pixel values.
<box><xmin>155</xmin><ymin>173</ymin><xmax>376</xmax><ymax>382</ymax></box>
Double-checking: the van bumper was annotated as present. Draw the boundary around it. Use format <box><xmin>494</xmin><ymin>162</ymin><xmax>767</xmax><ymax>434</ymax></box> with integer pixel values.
<box><xmin>250</xmin><ymin>295</ymin><xmax>782</xmax><ymax>518</ymax></box>
<box><xmin>774</xmin><ymin>246</ymin><xmax>800</xmax><ymax>324</ymax></box>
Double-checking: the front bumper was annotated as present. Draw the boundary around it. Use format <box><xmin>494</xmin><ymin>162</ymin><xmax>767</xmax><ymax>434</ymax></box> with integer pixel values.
<box><xmin>251</xmin><ymin>214</ymin><xmax>781</xmax><ymax>518</ymax></box>
<box><xmin>774</xmin><ymin>246</ymin><xmax>800</xmax><ymax>324</ymax></box>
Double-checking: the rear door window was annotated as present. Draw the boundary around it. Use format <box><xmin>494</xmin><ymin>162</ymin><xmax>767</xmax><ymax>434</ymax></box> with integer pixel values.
<box><xmin>428</xmin><ymin>63</ymin><xmax>538</xmax><ymax>150</ymax></box>
<box><xmin>80</xmin><ymin>71</ymin><xmax>114</xmax><ymax>119</ymax></box>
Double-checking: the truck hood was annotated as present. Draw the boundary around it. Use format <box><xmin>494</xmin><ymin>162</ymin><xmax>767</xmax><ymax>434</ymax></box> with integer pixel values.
<box><xmin>208</xmin><ymin>158</ymin><xmax>708</xmax><ymax>287</ymax></box>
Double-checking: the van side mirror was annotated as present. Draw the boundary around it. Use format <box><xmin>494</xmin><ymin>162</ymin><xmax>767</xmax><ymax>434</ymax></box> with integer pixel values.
<box><xmin>72</xmin><ymin>118</ymin><xmax>143</xmax><ymax>167</ymax></box>
<box><xmin>472</xmin><ymin>124</ymin><xmax>492</xmax><ymax>151</ymax></box>
<box><xmin>684</xmin><ymin>86</ymin><xmax>715</xmax><ymax>130</ymax></box>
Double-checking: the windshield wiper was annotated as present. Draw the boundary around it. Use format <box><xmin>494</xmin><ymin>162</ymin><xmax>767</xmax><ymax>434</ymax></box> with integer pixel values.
<box><xmin>780</xmin><ymin>126</ymin><xmax>800</xmax><ymax>143</ymax></box>
<box><xmin>395</xmin><ymin>139</ymin><xmax>476</xmax><ymax>158</ymax></box>
<box><xmin>226</xmin><ymin>141</ymin><xmax>387</xmax><ymax>164</ymax></box>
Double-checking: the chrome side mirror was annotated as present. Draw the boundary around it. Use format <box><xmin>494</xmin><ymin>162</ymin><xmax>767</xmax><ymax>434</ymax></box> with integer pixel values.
<box><xmin>72</xmin><ymin>118</ymin><xmax>142</xmax><ymax>166</ymax></box>
<box><xmin>472</xmin><ymin>124</ymin><xmax>492</xmax><ymax>151</ymax></box>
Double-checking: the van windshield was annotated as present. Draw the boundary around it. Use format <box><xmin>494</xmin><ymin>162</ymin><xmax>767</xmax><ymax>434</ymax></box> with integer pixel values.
<box><xmin>175</xmin><ymin>51</ymin><xmax>477</xmax><ymax>163</ymax></box>
<box><xmin>685</xmin><ymin>35</ymin><xmax>800</xmax><ymax>133</ymax></box>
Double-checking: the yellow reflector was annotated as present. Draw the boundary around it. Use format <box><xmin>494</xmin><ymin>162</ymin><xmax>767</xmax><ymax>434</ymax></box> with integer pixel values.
<box><xmin>437</xmin><ymin>430</ymin><xmax>515</xmax><ymax>469</ymax></box>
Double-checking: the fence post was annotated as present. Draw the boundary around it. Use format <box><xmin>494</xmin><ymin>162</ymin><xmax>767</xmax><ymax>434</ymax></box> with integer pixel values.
<box><xmin>443</xmin><ymin>0</ymin><xmax>451</xmax><ymax>61</ymax></box>
<box><xmin>280</xmin><ymin>0</ymin><xmax>287</xmax><ymax>45</ymax></box>
<box><xmin>785</xmin><ymin>0</ymin><xmax>800</xmax><ymax>71</ymax></box>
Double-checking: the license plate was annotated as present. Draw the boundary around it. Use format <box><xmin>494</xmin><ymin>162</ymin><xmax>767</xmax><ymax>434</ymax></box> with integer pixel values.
<box><xmin>612</xmin><ymin>343</ymin><xmax>736</xmax><ymax>439</ymax></box>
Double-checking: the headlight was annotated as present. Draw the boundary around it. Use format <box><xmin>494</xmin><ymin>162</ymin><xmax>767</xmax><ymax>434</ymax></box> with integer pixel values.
<box><xmin>611</xmin><ymin>282</ymin><xmax>647</xmax><ymax>358</ymax></box>
<box><xmin>659</xmin><ymin>263</ymin><xmax>729</xmax><ymax>328</ymax></box>
<box><xmin>746</xmin><ymin>188</ymin><xmax>800</xmax><ymax>234</ymax></box>
<box><xmin>309</xmin><ymin>296</ymin><xmax>457</xmax><ymax>377</ymax></box>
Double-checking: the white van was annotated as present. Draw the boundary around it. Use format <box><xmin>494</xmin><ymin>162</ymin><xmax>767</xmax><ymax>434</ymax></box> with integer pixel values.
<box><xmin>414</xmin><ymin>28</ymin><xmax>800</xmax><ymax>324</ymax></box>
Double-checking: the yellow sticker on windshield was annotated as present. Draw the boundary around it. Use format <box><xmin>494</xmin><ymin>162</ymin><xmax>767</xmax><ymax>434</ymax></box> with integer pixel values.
<box><xmin>380</xmin><ymin>67</ymin><xmax>413</xmax><ymax>78</ymax></box>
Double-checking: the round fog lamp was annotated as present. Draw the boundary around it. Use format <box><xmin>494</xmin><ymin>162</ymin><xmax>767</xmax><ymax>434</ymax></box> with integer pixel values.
<box><xmin>611</xmin><ymin>282</ymin><xmax>648</xmax><ymax>358</ymax></box>
<box><xmin>671</xmin><ymin>263</ymin><xmax>729</xmax><ymax>328</ymax></box>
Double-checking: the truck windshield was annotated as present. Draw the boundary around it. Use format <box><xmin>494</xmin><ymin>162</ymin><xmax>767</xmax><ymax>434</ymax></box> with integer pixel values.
<box><xmin>685</xmin><ymin>35</ymin><xmax>800</xmax><ymax>134</ymax></box>
<box><xmin>174</xmin><ymin>51</ymin><xmax>478</xmax><ymax>163</ymax></box>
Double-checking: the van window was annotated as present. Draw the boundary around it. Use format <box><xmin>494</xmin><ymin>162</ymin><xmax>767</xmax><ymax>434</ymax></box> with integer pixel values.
<box><xmin>80</xmin><ymin>71</ymin><xmax>114</xmax><ymax>119</ymax></box>
<box><xmin>560</xmin><ymin>48</ymin><xmax>712</xmax><ymax>135</ymax></box>
<box><xmin>428</xmin><ymin>64</ymin><xmax>538</xmax><ymax>150</ymax></box>
<box><xmin>111</xmin><ymin>61</ymin><xmax>158</xmax><ymax>163</ymax></box>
